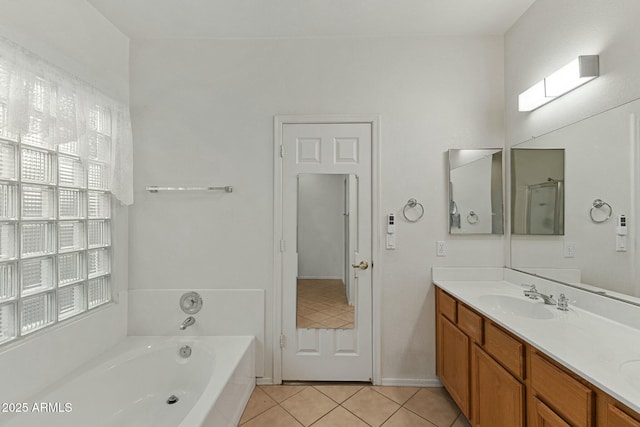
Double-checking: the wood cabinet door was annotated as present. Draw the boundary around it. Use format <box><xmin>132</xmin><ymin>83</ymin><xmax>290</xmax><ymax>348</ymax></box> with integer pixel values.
<box><xmin>533</xmin><ymin>397</ymin><xmax>571</xmax><ymax>427</ymax></box>
<box><xmin>472</xmin><ymin>344</ymin><xmax>524</xmax><ymax>427</ymax></box>
<box><xmin>607</xmin><ymin>404</ymin><xmax>640</xmax><ymax>427</ymax></box>
<box><xmin>439</xmin><ymin>315</ymin><xmax>470</xmax><ymax>417</ymax></box>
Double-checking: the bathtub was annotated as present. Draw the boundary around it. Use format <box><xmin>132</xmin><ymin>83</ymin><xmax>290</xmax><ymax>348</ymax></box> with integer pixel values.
<box><xmin>1</xmin><ymin>336</ymin><xmax>255</xmax><ymax>427</ymax></box>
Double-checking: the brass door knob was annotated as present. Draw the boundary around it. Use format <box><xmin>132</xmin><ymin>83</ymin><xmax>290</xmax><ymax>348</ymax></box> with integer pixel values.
<box><xmin>351</xmin><ymin>261</ymin><xmax>369</xmax><ymax>270</ymax></box>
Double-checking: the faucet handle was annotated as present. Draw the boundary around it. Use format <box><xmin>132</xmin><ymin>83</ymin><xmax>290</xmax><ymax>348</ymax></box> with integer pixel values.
<box><xmin>523</xmin><ymin>284</ymin><xmax>539</xmax><ymax>299</ymax></box>
<box><xmin>557</xmin><ymin>294</ymin><xmax>569</xmax><ymax>311</ymax></box>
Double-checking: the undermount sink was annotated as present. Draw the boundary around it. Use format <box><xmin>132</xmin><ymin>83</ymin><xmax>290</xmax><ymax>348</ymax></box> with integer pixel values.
<box><xmin>478</xmin><ymin>294</ymin><xmax>554</xmax><ymax>320</ymax></box>
<box><xmin>620</xmin><ymin>360</ymin><xmax>640</xmax><ymax>392</ymax></box>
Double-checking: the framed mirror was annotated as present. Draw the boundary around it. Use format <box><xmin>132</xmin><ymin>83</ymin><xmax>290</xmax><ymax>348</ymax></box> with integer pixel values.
<box><xmin>511</xmin><ymin>148</ymin><xmax>565</xmax><ymax>235</ymax></box>
<box><xmin>296</xmin><ymin>174</ymin><xmax>356</xmax><ymax>329</ymax></box>
<box><xmin>448</xmin><ymin>149</ymin><xmax>504</xmax><ymax>234</ymax></box>
<box><xmin>510</xmin><ymin>97</ymin><xmax>640</xmax><ymax>300</ymax></box>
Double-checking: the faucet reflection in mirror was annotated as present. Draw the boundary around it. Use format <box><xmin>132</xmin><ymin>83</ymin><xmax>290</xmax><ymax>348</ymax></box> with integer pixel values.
<box><xmin>448</xmin><ymin>149</ymin><xmax>504</xmax><ymax>235</ymax></box>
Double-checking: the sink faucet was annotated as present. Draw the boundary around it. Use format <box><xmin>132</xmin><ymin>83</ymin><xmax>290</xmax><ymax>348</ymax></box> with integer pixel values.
<box><xmin>179</xmin><ymin>316</ymin><xmax>196</xmax><ymax>330</ymax></box>
<box><xmin>523</xmin><ymin>285</ymin><xmax>557</xmax><ymax>305</ymax></box>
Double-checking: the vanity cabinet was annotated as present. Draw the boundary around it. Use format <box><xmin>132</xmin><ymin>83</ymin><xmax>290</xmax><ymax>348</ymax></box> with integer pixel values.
<box><xmin>529</xmin><ymin>350</ymin><xmax>594</xmax><ymax>426</ymax></box>
<box><xmin>435</xmin><ymin>286</ymin><xmax>640</xmax><ymax>427</ymax></box>
<box><xmin>604</xmin><ymin>403</ymin><xmax>640</xmax><ymax>427</ymax></box>
<box><xmin>436</xmin><ymin>289</ymin><xmax>473</xmax><ymax>417</ymax></box>
<box><xmin>439</xmin><ymin>316</ymin><xmax>471</xmax><ymax>416</ymax></box>
<box><xmin>472</xmin><ymin>344</ymin><xmax>525</xmax><ymax>426</ymax></box>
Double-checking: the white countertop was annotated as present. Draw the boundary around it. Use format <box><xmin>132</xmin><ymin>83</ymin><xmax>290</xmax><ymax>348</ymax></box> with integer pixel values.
<box><xmin>432</xmin><ymin>268</ymin><xmax>640</xmax><ymax>414</ymax></box>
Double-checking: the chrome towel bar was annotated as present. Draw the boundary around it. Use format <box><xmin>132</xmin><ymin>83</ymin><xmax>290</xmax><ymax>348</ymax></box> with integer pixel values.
<box><xmin>146</xmin><ymin>186</ymin><xmax>233</xmax><ymax>193</ymax></box>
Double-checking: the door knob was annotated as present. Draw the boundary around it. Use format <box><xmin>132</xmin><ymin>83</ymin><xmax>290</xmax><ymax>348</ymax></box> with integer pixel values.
<box><xmin>352</xmin><ymin>261</ymin><xmax>369</xmax><ymax>270</ymax></box>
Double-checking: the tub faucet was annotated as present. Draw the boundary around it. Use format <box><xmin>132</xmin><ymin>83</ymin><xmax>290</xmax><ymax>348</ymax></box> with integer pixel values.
<box><xmin>179</xmin><ymin>316</ymin><xmax>196</xmax><ymax>330</ymax></box>
<box><xmin>523</xmin><ymin>285</ymin><xmax>557</xmax><ymax>305</ymax></box>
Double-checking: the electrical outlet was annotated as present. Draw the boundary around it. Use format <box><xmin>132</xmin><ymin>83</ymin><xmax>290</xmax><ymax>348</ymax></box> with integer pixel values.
<box><xmin>436</xmin><ymin>240</ymin><xmax>447</xmax><ymax>257</ymax></box>
<box><xmin>564</xmin><ymin>242</ymin><xmax>576</xmax><ymax>258</ymax></box>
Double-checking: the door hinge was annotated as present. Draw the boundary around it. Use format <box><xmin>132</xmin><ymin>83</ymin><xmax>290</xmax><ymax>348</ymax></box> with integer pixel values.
<box><xmin>280</xmin><ymin>334</ymin><xmax>286</xmax><ymax>348</ymax></box>
<box><xmin>279</xmin><ymin>144</ymin><xmax>284</xmax><ymax>158</ymax></box>
<box><xmin>280</xmin><ymin>239</ymin><xmax>286</xmax><ymax>252</ymax></box>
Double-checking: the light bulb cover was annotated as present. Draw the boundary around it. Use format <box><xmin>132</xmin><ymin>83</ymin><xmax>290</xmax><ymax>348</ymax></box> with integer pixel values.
<box><xmin>518</xmin><ymin>55</ymin><xmax>599</xmax><ymax>112</ymax></box>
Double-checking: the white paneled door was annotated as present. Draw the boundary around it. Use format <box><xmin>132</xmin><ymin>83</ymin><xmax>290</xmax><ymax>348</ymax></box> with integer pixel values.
<box><xmin>281</xmin><ymin>123</ymin><xmax>372</xmax><ymax>381</ymax></box>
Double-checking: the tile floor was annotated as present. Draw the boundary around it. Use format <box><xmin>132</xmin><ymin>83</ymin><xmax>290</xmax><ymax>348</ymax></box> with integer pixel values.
<box><xmin>297</xmin><ymin>279</ymin><xmax>355</xmax><ymax>329</ymax></box>
<box><xmin>239</xmin><ymin>384</ymin><xmax>472</xmax><ymax>427</ymax></box>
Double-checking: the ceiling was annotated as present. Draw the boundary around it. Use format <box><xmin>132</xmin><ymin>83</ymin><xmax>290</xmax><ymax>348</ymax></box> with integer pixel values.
<box><xmin>87</xmin><ymin>0</ymin><xmax>536</xmax><ymax>39</ymax></box>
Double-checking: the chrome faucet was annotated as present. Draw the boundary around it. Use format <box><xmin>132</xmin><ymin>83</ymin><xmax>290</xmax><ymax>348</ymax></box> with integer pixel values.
<box><xmin>523</xmin><ymin>285</ymin><xmax>557</xmax><ymax>305</ymax></box>
<box><xmin>179</xmin><ymin>316</ymin><xmax>196</xmax><ymax>330</ymax></box>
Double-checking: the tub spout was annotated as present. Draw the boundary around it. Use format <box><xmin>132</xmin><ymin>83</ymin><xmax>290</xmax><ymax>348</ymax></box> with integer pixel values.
<box><xmin>179</xmin><ymin>316</ymin><xmax>196</xmax><ymax>330</ymax></box>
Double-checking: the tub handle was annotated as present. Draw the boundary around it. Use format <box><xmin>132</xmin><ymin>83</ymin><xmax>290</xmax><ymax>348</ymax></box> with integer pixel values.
<box><xmin>180</xmin><ymin>292</ymin><xmax>203</xmax><ymax>314</ymax></box>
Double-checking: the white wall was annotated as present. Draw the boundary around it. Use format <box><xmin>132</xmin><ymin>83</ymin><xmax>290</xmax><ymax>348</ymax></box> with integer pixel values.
<box><xmin>298</xmin><ymin>174</ymin><xmax>345</xmax><ymax>280</ymax></box>
<box><xmin>505</xmin><ymin>0</ymin><xmax>640</xmax><ymax>296</ymax></box>
<box><xmin>0</xmin><ymin>0</ymin><xmax>130</xmax><ymax>401</ymax></box>
<box><xmin>129</xmin><ymin>36</ymin><xmax>505</xmax><ymax>383</ymax></box>
<box><xmin>505</xmin><ymin>0</ymin><xmax>640</xmax><ymax>144</ymax></box>
<box><xmin>0</xmin><ymin>0</ymin><xmax>130</xmax><ymax>103</ymax></box>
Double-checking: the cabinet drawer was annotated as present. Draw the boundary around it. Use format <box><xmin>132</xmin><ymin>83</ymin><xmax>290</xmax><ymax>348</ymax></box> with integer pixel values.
<box><xmin>607</xmin><ymin>404</ymin><xmax>640</xmax><ymax>427</ymax></box>
<box><xmin>531</xmin><ymin>352</ymin><xmax>594</xmax><ymax>427</ymax></box>
<box><xmin>437</xmin><ymin>288</ymin><xmax>457</xmax><ymax>323</ymax></box>
<box><xmin>458</xmin><ymin>304</ymin><xmax>483</xmax><ymax>343</ymax></box>
<box><xmin>484</xmin><ymin>321</ymin><xmax>524</xmax><ymax>380</ymax></box>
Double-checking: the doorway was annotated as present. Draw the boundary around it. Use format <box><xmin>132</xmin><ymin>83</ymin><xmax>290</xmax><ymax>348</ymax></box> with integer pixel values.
<box><xmin>274</xmin><ymin>117</ymin><xmax>379</xmax><ymax>383</ymax></box>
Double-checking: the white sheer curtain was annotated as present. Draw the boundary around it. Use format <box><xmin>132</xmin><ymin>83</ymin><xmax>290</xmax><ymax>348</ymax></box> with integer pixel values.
<box><xmin>0</xmin><ymin>36</ymin><xmax>133</xmax><ymax>205</ymax></box>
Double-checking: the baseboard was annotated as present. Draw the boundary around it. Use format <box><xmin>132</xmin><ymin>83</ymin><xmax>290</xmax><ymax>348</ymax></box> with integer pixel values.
<box><xmin>256</xmin><ymin>377</ymin><xmax>441</xmax><ymax>387</ymax></box>
<box><xmin>379</xmin><ymin>378</ymin><xmax>443</xmax><ymax>387</ymax></box>
<box><xmin>297</xmin><ymin>276</ymin><xmax>344</xmax><ymax>281</ymax></box>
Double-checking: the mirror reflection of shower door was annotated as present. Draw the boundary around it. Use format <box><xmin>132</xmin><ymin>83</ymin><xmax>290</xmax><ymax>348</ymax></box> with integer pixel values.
<box><xmin>526</xmin><ymin>181</ymin><xmax>564</xmax><ymax>235</ymax></box>
<box><xmin>281</xmin><ymin>122</ymin><xmax>372</xmax><ymax>381</ymax></box>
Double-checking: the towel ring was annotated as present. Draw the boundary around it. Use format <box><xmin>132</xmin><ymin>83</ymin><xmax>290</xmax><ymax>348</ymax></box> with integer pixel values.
<box><xmin>590</xmin><ymin>199</ymin><xmax>612</xmax><ymax>223</ymax></box>
<box><xmin>467</xmin><ymin>211</ymin><xmax>479</xmax><ymax>224</ymax></box>
<box><xmin>402</xmin><ymin>198</ymin><xmax>424</xmax><ymax>223</ymax></box>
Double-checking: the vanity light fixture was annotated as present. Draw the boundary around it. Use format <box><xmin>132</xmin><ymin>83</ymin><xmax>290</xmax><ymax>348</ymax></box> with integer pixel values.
<box><xmin>518</xmin><ymin>55</ymin><xmax>599</xmax><ymax>112</ymax></box>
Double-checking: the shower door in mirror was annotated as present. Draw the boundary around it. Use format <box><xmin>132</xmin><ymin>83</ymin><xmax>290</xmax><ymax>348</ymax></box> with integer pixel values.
<box><xmin>281</xmin><ymin>123</ymin><xmax>372</xmax><ymax>381</ymax></box>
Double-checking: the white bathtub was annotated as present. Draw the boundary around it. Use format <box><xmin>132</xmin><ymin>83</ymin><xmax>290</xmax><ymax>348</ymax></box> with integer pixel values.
<box><xmin>1</xmin><ymin>336</ymin><xmax>255</xmax><ymax>427</ymax></box>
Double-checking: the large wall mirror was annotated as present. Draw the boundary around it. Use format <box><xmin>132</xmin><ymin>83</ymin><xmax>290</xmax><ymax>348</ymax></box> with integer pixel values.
<box><xmin>511</xmin><ymin>149</ymin><xmax>565</xmax><ymax>235</ymax></box>
<box><xmin>448</xmin><ymin>149</ymin><xmax>504</xmax><ymax>234</ymax></box>
<box><xmin>510</xmin><ymin>97</ymin><xmax>640</xmax><ymax>300</ymax></box>
<box><xmin>297</xmin><ymin>174</ymin><xmax>356</xmax><ymax>329</ymax></box>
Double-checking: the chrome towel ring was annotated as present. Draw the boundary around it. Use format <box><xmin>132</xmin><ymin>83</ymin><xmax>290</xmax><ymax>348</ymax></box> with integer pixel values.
<box><xmin>402</xmin><ymin>198</ymin><xmax>424</xmax><ymax>222</ymax></box>
<box><xmin>590</xmin><ymin>199</ymin><xmax>612</xmax><ymax>223</ymax></box>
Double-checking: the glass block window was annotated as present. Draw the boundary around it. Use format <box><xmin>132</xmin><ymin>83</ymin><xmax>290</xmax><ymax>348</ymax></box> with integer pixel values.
<box><xmin>0</xmin><ymin>132</ymin><xmax>112</xmax><ymax>346</ymax></box>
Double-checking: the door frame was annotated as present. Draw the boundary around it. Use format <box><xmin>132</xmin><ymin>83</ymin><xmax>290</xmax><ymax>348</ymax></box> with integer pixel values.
<box><xmin>272</xmin><ymin>115</ymin><xmax>381</xmax><ymax>385</ymax></box>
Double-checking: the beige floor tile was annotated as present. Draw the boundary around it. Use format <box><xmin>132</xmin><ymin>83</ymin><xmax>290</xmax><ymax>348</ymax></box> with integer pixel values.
<box><xmin>371</xmin><ymin>386</ymin><xmax>420</xmax><ymax>405</ymax></box>
<box><xmin>305</xmin><ymin>311</ymin><xmax>333</xmax><ymax>322</ymax></box>
<box><xmin>382</xmin><ymin>408</ymin><xmax>437</xmax><ymax>427</ymax></box>
<box><xmin>241</xmin><ymin>405</ymin><xmax>303</xmax><ymax>427</ymax></box>
<box><xmin>403</xmin><ymin>388</ymin><xmax>460</xmax><ymax>427</ymax></box>
<box><xmin>314</xmin><ymin>384</ymin><xmax>364</xmax><ymax>403</ymax></box>
<box><xmin>321</xmin><ymin>316</ymin><xmax>352</xmax><ymax>328</ymax></box>
<box><xmin>451</xmin><ymin>413</ymin><xmax>472</xmax><ymax>427</ymax></box>
<box><xmin>280</xmin><ymin>387</ymin><xmax>338</xmax><ymax>426</ymax></box>
<box><xmin>240</xmin><ymin>387</ymin><xmax>278</xmax><ymax>424</ymax></box>
<box><xmin>337</xmin><ymin>312</ymin><xmax>355</xmax><ymax>322</ymax></box>
<box><xmin>312</xmin><ymin>406</ymin><xmax>370</xmax><ymax>427</ymax></box>
<box><xmin>260</xmin><ymin>385</ymin><xmax>308</xmax><ymax>403</ymax></box>
<box><xmin>342</xmin><ymin>387</ymin><xmax>400</xmax><ymax>427</ymax></box>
